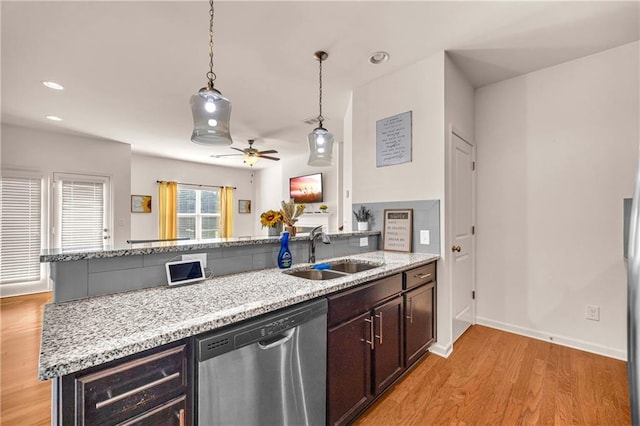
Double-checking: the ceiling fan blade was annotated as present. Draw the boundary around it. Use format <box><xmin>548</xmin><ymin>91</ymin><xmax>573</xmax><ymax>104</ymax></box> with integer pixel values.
<box><xmin>230</xmin><ymin>147</ymin><xmax>246</xmax><ymax>153</ymax></box>
<box><xmin>260</xmin><ymin>155</ymin><xmax>280</xmax><ymax>161</ymax></box>
<box><xmin>258</xmin><ymin>150</ymin><xmax>278</xmax><ymax>155</ymax></box>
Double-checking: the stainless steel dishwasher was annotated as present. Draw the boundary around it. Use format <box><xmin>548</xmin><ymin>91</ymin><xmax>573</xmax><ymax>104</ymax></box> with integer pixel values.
<box><xmin>196</xmin><ymin>298</ymin><xmax>327</xmax><ymax>425</ymax></box>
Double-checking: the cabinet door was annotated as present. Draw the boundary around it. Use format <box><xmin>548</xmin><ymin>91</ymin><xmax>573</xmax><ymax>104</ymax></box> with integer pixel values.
<box><xmin>120</xmin><ymin>395</ymin><xmax>186</xmax><ymax>426</ymax></box>
<box><xmin>373</xmin><ymin>296</ymin><xmax>404</xmax><ymax>394</ymax></box>
<box><xmin>405</xmin><ymin>282</ymin><xmax>435</xmax><ymax>367</ymax></box>
<box><xmin>327</xmin><ymin>311</ymin><xmax>373</xmax><ymax>426</ymax></box>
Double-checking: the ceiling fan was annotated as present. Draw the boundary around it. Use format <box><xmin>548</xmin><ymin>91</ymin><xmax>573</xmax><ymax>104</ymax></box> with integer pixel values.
<box><xmin>211</xmin><ymin>139</ymin><xmax>280</xmax><ymax>166</ymax></box>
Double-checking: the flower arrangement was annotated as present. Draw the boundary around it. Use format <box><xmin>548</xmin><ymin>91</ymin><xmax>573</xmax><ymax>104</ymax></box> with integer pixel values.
<box><xmin>319</xmin><ymin>204</ymin><xmax>328</xmax><ymax>212</ymax></box>
<box><xmin>260</xmin><ymin>210</ymin><xmax>283</xmax><ymax>228</ymax></box>
<box><xmin>280</xmin><ymin>200</ymin><xmax>305</xmax><ymax>227</ymax></box>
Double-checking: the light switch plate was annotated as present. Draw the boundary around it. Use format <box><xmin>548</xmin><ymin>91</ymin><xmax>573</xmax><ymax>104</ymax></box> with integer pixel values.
<box><xmin>420</xmin><ymin>230</ymin><xmax>430</xmax><ymax>245</ymax></box>
<box><xmin>360</xmin><ymin>237</ymin><xmax>368</xmax><ymax>247</ymax></box>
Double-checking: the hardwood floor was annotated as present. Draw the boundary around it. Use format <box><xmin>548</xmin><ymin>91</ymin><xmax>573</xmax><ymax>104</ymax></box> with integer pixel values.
<box><xmin>1</xmin><ymin>292</ymin><xmax>51</xmax><ymax>426</ymax></box>
<box><xmin>0</xmin><ymin>294</ymin><xmax>631</xmax><ymax>425</ymax></box>
<box><xmin>355</xmin><ymin>325</ymin><xmax>631</xmax><ymax>425</ymax></box>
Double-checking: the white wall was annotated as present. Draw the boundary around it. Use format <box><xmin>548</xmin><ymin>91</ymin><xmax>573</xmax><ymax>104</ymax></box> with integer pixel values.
<box><xmin>475</xmin><ymin>41</ymin><xmax>639</xmax><ymax>359</ymax></box>
<box><xmin>351</xmin><ymin>52</ymin><xmax>452</xmax><ymax>355</ymax></box>
<box><xmin>130</xmin><ymin>154</ymin><xmax>256</xmax><ymax>239</ymax></box>
<box><xmin>352</xmin><ymin>53</ymin><xmax>446</xmax><ymax>203</ymax></box>
<box><xmin>1</xmin><ymin>124</ymin><xmax>132</xmax><ymax>246</ymax></box>
<box><xmin>253</xmin><ymin>162</ymin><xmax>284</xmax><ymax>236</ymax></box>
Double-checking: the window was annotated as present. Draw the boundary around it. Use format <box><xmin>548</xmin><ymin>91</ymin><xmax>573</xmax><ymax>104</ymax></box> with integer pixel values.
<box><xmin>177</xmin><ymin>187</ymin><xmax>220</xmax><ymax>239</ymax></box>
<box><xmin>54</xmin><ymin>173</ymin><xmax>110</xmax><ymax>249</ymax></box>
<box><xmin>0</xmin><ymin>176</ymin><xmax>43</xmax><ymax>285</ymax></box>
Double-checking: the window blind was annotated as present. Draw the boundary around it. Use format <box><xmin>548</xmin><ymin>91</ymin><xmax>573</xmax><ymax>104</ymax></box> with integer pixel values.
<box><xmin>60</xmin><ymin>180</ymin><xmax>105</xmax><ymax>248</ymax></box>
<box><xmin>0</xmin><ymin>177</ymin><xmax>42</xmax><ymax>285</ymax></box>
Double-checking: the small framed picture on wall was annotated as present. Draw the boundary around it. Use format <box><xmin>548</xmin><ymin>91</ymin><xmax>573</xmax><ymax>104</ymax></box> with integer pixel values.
<box><xmin>131</xmin><ymin>195</ymin><xmax>152</xmax><ymax>213</ymax></box>
<box><xmin>238</xmin><ymin>199</ymin><xmax>251</xmax><ymax>214</ymax></box>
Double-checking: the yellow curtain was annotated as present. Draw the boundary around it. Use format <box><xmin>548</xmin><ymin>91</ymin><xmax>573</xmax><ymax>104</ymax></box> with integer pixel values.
<box><xmin>158</xmin><ymin>181</ymin><xmax>177</xmax><ymax>239</ymax></box>
<box><xmin>220</xmin><ymin>186</ymin><xmax>234</xmax><ymax>238</ymax></box>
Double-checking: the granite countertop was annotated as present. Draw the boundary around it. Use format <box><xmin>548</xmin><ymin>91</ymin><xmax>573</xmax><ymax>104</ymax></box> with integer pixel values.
<box><xmin>40</xmin><ymin>231</ymin><xmax>380</xmax><ymax>262</ymax></box>
<box><xmin>38</xmin><ymin>250</ymin><xmax>439</xmax><ymax>380</ymax></box>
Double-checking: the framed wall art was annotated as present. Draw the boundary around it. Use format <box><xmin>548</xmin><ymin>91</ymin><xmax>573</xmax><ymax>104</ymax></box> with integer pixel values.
<box><xmin>238</xmin><ymin>199</ymin><xmax>251</xmax><ymax>214</ymax></box>
<box><xmin>383</xmin><ymin>208</ymin><xmax>413</xmax><ymax>252</ymax></box>
<box><xmin>131</xmin><ymin>195</ymin><xmax>152</xmax><ymax>213</ymax></box>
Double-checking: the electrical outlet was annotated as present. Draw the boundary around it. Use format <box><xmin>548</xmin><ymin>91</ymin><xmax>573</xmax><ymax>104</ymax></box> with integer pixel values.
<box><xmin>420</xmin><ymin>230</ymin><xmax>430</xmax><ymax>245</ymax></box>
<box><xmin>360</xmin><ymin>237</ymin><xmax>368</xmax><ymax>247</ymax></box>
<box><xmin>586</xmin><ymin>305</ymin><xmax>600</xmax><ymax>321</ymax></box>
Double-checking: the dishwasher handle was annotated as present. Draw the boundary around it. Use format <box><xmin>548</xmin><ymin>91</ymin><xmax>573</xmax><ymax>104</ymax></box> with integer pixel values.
<box><xmin>258</xmin><ymin>327</ymin><xmax>296</xmax><ymax>350</ymax></box>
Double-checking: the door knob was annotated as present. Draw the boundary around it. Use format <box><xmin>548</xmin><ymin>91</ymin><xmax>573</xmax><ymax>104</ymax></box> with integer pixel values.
<box><xmin>452</xmin><ymin>245</ymin><xmax>461</xmax><ymax>253</ymax></box>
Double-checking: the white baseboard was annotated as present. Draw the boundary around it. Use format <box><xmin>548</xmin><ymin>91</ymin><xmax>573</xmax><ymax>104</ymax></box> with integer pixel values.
<box><xmin>476</xmin><ymin>316</ymin><xmax>627</xmax><ymax>361</ymax></box>
<box><xmin>0</xmin><ymin>279</ymin><xmax>51</xmax><ymax>298</ymax></box>
<box><xmin>429</xmin><ymin>341</ymin><xmax>453</xmax><ymax>358</ymax></box>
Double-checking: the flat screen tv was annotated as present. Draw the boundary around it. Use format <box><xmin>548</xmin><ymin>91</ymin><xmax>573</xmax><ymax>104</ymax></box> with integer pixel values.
<box><xmin>289</xmin><ymin>173</ymin><xmax>323</xmax><ymax>203</ymax></box>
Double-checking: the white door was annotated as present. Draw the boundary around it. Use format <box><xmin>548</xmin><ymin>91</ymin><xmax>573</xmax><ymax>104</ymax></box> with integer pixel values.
<box><xmin>52</xmin><ymin>173</ymin><xmax>111</xmax><ymax>249</ymax></box>
<box><xmin>451</xmin><ymin>133</ymin><xmax>475</xmax><ymax>342</ymax></box>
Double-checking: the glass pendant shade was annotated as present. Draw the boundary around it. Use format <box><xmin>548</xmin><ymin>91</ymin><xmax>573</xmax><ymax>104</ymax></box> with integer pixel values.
<box><xmin>244</xmin><ymin>154</ymin><xmax>259</xmax><ymax>167</ymax></box>
<box><xmin>190</xmin><ymin>87</ymin><xmax>232</xmax><ymax>146</ymax></box>
<box><xmin>307</xmin><ymin>126</ymin><xmax>334</xmax><ymax>166</ymax></box>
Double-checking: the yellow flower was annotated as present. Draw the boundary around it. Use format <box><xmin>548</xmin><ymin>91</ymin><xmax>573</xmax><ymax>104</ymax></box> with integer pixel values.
<box><xmin>260</xmin><ymin>210</ymin><xmax>282</xmax><ymax>228</ymax></box>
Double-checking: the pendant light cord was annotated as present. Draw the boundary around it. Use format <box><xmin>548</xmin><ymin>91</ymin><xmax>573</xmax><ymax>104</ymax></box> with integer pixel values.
<box><xmin>318</xmin><ymin>56</ymin><xmax>324</xmax><ymax>127</ymax></box>
<box><xmin>206</xmin><ymin>0</ymin><xmax>216</xmax><ymax>89</ymax></box>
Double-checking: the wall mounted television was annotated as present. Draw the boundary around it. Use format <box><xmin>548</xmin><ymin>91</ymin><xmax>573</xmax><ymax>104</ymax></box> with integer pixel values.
<box><xmin>290</xmin><ymin>173</ymin><xmax>323</xmax><ymax>203</ymax></box>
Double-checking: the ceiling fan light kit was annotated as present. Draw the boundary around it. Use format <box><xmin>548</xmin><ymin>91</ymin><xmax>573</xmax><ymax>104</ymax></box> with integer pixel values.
<box><xmin>307</xmin><ymin>51</ymin><xmax>334</xmax><ymax>167</ymax></box>
<box><xmin>190</xmin><ymin>0</ymin><xmax>233</xmax><ymax>146</ymax></box>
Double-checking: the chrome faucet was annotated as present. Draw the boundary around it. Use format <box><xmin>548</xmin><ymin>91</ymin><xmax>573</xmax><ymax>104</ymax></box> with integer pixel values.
<box><xmin>309</xmin><ymin>225</ymin><xmax>331</xmax><ymax>263</ymax></box>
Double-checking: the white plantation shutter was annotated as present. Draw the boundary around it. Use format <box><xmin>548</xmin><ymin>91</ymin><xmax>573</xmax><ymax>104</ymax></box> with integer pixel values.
<box><xmin>59</xmin><ymin>179</ymin><xmax>105</xmax><ymax>248</ymax></box>
<box><xmin>0</xmin><ymin>177</ymin><xmax>42</xmax><ymax>285</ymax></box>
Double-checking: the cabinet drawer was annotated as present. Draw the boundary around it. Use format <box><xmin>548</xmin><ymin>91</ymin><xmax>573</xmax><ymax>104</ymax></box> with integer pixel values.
<box><xmin>328</xmin><ymin>274</ymin><xmax>402</xmax><ymax>327</ymax></box>
<box><xmin>76</xmin><ymin>344</ymin><xmax>188</xmax><ymax>425</ymax></box>
<box><xmin>404</xmin><ymin>262</ymin><xmax>435</xmax><ymax>290</ymax></box>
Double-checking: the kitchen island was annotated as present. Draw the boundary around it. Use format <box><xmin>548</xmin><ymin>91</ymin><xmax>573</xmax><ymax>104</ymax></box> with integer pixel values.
<box><xmin>39</xmin><ymin>250</ymin><xmax>438</xmax><ymax>380</ymax></box>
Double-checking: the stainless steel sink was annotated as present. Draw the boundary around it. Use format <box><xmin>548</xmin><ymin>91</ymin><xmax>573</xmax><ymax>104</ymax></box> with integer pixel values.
<box><xmin>329</xmin><ymin>260</ymin><xmax>381</xmax><ymax>274</ymax></box>
<box><xmin>285</xmin><ymin>259</ymin><xmax>384</xmax><ymax>280</ymax></box>
<box><xmin>285</xmin><ymin>269</ymin><xmax>346</xmax><ymax>280</ymax></box>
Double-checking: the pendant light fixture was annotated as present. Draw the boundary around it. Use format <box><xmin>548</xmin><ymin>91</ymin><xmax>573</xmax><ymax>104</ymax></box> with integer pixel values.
<box><xmin>190</xmin><ymin>0</ymin><xmax>232</xmax><ymax>146</ymax></box>
<box><xmin>307</xmin><ymin>51</ymin><xmax>334</xmax><ymax>166</ymax></box>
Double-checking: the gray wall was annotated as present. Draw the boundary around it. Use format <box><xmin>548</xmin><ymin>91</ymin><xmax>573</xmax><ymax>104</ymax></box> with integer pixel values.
<box><xmin>50</xmin><ymin>234</ymin><xmax>380</xmax><ymax>302</ymax></box>
<box><xmin>352</xmin><ymin>200</ymin><xmax>440</xmax><ymax>254</ymax></box>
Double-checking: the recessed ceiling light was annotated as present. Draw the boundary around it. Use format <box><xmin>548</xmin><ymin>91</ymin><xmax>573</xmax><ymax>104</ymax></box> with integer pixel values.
<box><xmin>369</xmin><ymin>51</ymin><xmax>390</xmax><ymax>65</ymax></box>
<box><xmin>42</xmin><ymin>81</ymin><xmax>64</xmax><ymax>90</ymax></box>
<box><xmin>45</xmin><ymin>115</ymin><xmax>63</xmax><ymax>121</ymax></box>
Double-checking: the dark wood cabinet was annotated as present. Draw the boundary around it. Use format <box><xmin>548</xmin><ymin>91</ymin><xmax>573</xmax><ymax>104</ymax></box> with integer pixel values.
<box><xmin>404</xmin><ymin>282</ymin><xmax>435</xmax><ymax>367</ymax></box>
<box><xmin>327</xmin><ymin>274</ymin><xmax>403</xmax><ymax>426</ymax></box>
<box><xmin>327</xmin><ymin>311</ymin><xmax>373</xmax><ymax>426</ymax></box>
<box><xmin>373</xmin><ymin>296</ymin><xmax>404</xmax><ymax>393</ymax></box>
<box><xmin>58</xmin><ymin>340</ymin><xmax>193</xmax><ymax>426</ymax></box>
<box><xmin>327</xmin><ymin>261</ymin><xmax>438</xmax><ymax>426</ymax></box>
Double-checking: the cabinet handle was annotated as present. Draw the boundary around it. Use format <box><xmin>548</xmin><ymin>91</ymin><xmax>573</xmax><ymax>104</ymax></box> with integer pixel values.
<box><xmin>178</xmin><ymin>408</ymin><xmax>185</xmax><ymax>426</ymax></box>
<box><xmin>95</xmin><ymin>371</ymin><xmax>180</xmax><ymax>409</ymax></box>
<box><xmin>375</xmin><ymin>312</ymin><xmax>383</xmax><ymax>345</ymax></box>
<box><xmin>362</xmin><ymin>317</ymin><xmax>374</xmax><ymax>350</ymax></box>
<box><xmin>406</xmin><ymin>297</ymin><xmax>413</xmax><ymax>324</ymax></box>
<box><xmin>414</xmin><ymin>272</ymin><xmax>432</xmax><ymax>280</ymax></box>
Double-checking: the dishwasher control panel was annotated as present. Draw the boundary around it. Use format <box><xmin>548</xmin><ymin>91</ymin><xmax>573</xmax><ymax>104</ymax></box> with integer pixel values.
<box><xmin>197</xmin><ymin>298</ymin><xmax>328</xmax><ymax>361</ymax></box>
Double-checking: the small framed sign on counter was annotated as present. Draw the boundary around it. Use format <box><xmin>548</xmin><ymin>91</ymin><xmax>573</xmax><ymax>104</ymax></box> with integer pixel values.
<box><xmin>383</xmin><ymin>208</ymin><xmax>413</xmax><ymax>252</ymax></box>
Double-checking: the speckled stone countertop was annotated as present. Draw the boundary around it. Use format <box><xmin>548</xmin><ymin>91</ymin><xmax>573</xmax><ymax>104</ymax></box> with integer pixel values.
<box><xmin>40</xmin><ymin>231</ymin><xmax>380</xmax><ymax>262</ymax></box>
<box><xmin>39</xmin><ymin>250</ymin><xmax>438</xmax><ymax>380</ymax></box>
